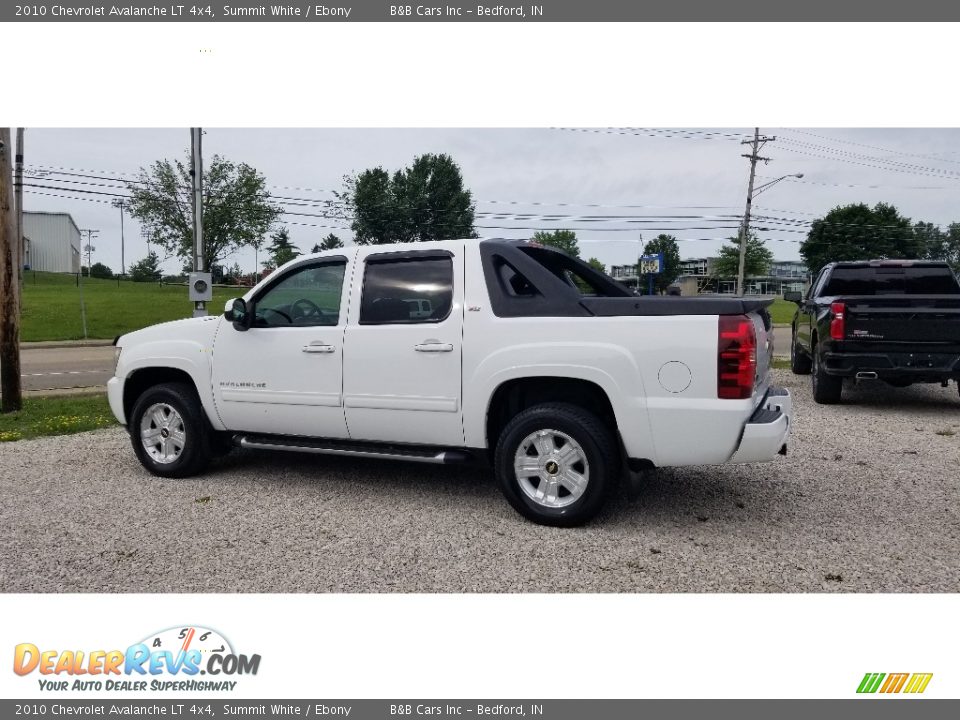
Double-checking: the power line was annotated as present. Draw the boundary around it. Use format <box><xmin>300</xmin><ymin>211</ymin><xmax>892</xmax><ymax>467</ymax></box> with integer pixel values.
<box><xmin>554</xmin><ymin>127</ymin><xmax>750</xmax><ymax>142</ymax></box>
<box><xmin>780</xmin><ymin>129</ymin><xmax>960</xmax><ymax>167</ymax></box>
<box><xmin>778</xmin><ymin>138</ymin><xmax>960</xmax><ymax>178</ymax></box>
<box><xmin>23</xmin><ymin>164</ymin><xmax>748</xmax><ymax>212</ymax></box>
<box><xmin>754</xmin><ymin>174</ymin><xmax>952</xmax><ymax>191</ymax></box>
<box><xmin>776</xmin><ymin>145</ymin><xmax>960</xmax><ymax>181</ymax></box>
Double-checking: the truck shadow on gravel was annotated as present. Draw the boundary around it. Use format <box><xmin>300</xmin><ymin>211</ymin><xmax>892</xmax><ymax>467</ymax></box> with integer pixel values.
<box><xmin>210</xmin><ymin>448</ymin><xmax>497</xmax><ymax>498</ymax></box>
<box><xmin>205</xmin><ymin>447</ymin><xmax>790</xmax><ymax>531</ymax></box>
<box><xmin>599</xmin><ymin>466</ymin><xmax>792</xmax><ymax>528</ymax></box>
<box><xmin>810</xmin><ymin>380</ymin><xmax>960</xmax><ymax>416</ymax></box>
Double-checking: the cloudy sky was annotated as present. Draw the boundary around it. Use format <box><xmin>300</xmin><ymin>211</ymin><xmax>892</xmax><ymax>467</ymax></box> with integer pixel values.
<box><xmin>18</xmin><ymin>128</ymin><xmax>960</xmax><ymax>276</ymax></box>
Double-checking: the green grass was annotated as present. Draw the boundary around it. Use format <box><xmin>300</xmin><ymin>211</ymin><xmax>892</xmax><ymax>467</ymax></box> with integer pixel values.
<box><xmin>768</xmin><ymin>298</ymin><xmax>798</xmax><ymax>326</ymax></box>
<box><xmin>20</xmin><ymin>272</ymin><xmax>239</xmax><ymax>341</ymax></box>
<box><xmin>0</xmin><ymin>393</ymin><xmax>117</xmax><ymax>442</ymax></box>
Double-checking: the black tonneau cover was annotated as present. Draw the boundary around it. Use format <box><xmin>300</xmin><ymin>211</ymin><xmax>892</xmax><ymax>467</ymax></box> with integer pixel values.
<box><xmin>580</xmin><ymin>296</ymin><xmax>773</xmax><ymax>317</ymax></box>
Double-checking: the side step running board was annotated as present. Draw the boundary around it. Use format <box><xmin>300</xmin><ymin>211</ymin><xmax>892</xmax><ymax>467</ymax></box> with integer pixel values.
<box><xmin>235</xmin><ymin>435</ymin><xmax>473</xmax><ymax>465</ymax></box>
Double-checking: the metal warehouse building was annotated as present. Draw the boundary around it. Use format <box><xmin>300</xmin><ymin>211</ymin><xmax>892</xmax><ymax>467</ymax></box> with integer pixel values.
<box><xmin>23</xmin><ymin>211</ymin><xmax>82</xmax><ymax>273</ymax></box>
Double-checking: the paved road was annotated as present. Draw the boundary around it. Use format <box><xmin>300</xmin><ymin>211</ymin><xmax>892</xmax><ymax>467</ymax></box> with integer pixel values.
<box><xmin>18</xmin><ymin>345</ymin><xmax>114</xmax><ymax>392</ymax></box>
<box><xmin>773</xmin><ymin>325</ymin><xmax>790</xmax><ymax>358</ymax></box>
<box><xmin>2</xmin><ymin>369</ymin><xmax>957</xmax><ymax>593</ymax></box>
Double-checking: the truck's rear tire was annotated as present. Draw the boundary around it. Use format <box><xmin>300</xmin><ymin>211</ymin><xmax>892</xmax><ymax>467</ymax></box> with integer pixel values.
<box><xmin>811</xmin><ymin>346</ymin><xmax>842</xmax><ymax>405</ymax></box>
<box><xmin>494</xmin><ymin>402</ymin><xmax>618</xmax><ymax>527</ymax></box>
<box><xmin>129</xmin><ymin>382</ymin><xmax>212</xmax><ymax>478</ymax></box>
<box><xmin>790</xmin><ymin>328</ymin><xmax>812</xmax><ymax>375</ymax></box>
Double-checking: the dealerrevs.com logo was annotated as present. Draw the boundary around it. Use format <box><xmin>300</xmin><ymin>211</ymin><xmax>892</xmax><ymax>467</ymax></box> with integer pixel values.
<box><xmin>13</xmin><ymin>626</ymin><xmax>261</xmax><ymax>692</ymax></box>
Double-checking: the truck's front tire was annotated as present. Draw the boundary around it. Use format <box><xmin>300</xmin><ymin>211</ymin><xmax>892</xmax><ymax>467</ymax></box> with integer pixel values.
<box><xmin>811</xmin><ymin>345</ymin><xmax>842</xmax><ymax>405</ymax></box>
<box><xmin>790</xmin><ymin>327</ymin><xmax>812</xmax><ymax>375</ymax></box>
<box><xmin>494</xmin><ymin>403</ymin><xmax>618</xmax><ymax>527</ymax></box>
<box><xmin>129</xmin><ymin>382</ymin><xmax>212</xmax><ymax>478</ymax></box>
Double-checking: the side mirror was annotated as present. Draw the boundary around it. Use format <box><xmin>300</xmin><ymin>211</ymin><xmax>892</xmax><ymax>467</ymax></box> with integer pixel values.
<box><xmin>225</xmin><ymin>298</ymin><xmax>252</xmax><ymax>331</ymax></box>
<box><xmin>783</xmin><ymin>291</ymin><xmax>803</xmax><ymax>305</ymax></box>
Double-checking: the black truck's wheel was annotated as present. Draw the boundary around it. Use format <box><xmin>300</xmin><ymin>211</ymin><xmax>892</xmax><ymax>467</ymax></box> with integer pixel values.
<box><xmin>811</xmin><ymin>345</ymin><xmax>842</xmax><ymax>405</ymax></box>
<box><xmin>129</xmin><ymin>382</ymin><xmax>212</xmax><ymax>478</ymax></box>
<box><xmin>790</xmin><ymin>327</ymin><xmax>812</xmax><ymax>375</ymax></box>
<box><xmin>494</xmin><ymin>403</ymin><xmax>618</xmax><ymax>527</ymax></box>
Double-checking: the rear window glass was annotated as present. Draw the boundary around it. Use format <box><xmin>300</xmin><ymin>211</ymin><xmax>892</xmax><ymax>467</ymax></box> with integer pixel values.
<box><xmin>360</xmin><ymin>257</ymin><xmax>453</xmax><ymax>324</ymax></box>
<box><xmin>823</xmin><ymin>266</ymin><xmax>960</xmax><ymax>295</ymax></box>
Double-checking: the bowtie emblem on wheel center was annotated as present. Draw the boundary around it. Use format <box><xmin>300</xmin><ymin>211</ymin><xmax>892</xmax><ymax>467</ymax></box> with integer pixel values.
<box><xmin>160</xmin><ymin>428</ymin><xmax>170</xmax><ymax>438</ymax></box>
<box><xmin>544</xmin><ymin>460</ymin><xmax>560</xmax><ymax>475</ymax></box>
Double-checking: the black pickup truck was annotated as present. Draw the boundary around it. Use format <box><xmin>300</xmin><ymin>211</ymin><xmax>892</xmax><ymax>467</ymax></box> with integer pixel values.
<box><xmin>785</xmin><ymin>260</ymin><xmax>960</xmax><ymax>404</ymax></box>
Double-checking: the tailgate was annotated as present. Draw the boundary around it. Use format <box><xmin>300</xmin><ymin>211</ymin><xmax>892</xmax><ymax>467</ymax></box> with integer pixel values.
<box><xmin>843</xmin><ymin>296</ymin><xmax>960</xmax><ymax>344</ymax></box>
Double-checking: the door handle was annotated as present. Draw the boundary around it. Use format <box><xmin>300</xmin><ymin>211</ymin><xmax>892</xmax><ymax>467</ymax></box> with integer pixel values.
<box><xmin>414</xmin><ymin>341</ymin><xmax>454</xmax><ymax>353</ymax></box>
<box><xmin>302</xmin><ymin>343</ymin><xmax>336</xmax><ymax>354</ymax></box>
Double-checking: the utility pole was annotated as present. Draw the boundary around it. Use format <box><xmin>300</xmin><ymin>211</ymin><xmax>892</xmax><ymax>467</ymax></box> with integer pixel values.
<box><xmin>82</xmin><ymin>228</ymin><xmax>98</xmax><ymax>271</ymax></box>
<box><xmin>15</xmin><ymin>129</ymin><xmax>24</xmax><ymax>287</ymax></box>
<box><xmin>735</xmin><ymin>127</ymin><xmax>775</xmax><ymax>296</ymax></box>
<box><xmin>0</xmin><ymin>128</ymin><xmax>23</xmax><ymax>412</ymax></box>
<box><xmin>636</xmin><ymin>233</ymin><xmax>643</xmax><ymax>294</ymax></box>
<box><xmin>78</xmin><ymin>229</ymin><xmax>97</xmax><ymax>340</ymax></box>
<box><xmin>190</xmin><ymin>127</ymin><xmax>208</xmax><ymax>317</ymax></box>
<box><xmin>115</xmin><ymin>199</ymin><xmax>127</xmax><ymax>276</ymax></box>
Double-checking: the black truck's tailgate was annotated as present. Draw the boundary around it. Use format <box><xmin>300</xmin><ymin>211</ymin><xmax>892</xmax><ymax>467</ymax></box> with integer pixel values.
<box><xmin>843</xmin><ymin>295</ymin><xmax>960</xmax><ymax>344</ymax></box>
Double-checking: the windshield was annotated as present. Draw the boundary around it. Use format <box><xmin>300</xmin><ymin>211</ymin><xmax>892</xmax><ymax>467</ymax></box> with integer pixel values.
<box><xmin>823</xmin><ymin>266</ymin><xmax>960</xmax><ymax>296</ymax></box>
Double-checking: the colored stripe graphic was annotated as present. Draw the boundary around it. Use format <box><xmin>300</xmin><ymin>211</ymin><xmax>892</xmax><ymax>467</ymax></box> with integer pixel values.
<box><xmin>904</xmin><ymin>673</ymin><xmax>933</xmax><ymax>694</ymax></box>
<box><xmin>857</xmin><ymin>672</ymin><xmax>932</xmax><ymax>694</ymax></box>
<box><xmin>880</xmin><ymin>673</ymin><xmax>909</xmax><ymax>693</ymax></box>
<box><xmin>857</xmin><ymin>673</ymin><xmax>885</xmax><ymax>694</ymax></box>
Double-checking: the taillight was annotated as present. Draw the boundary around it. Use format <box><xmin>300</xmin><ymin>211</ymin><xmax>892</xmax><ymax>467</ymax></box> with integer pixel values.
<box><xmin>718</xmin><ymin>315</ymin><xmax>757</xmax><ymax>400</ymax></box>
<box><xmin>830</xmin><ymin>301</ymin><xmax>846</xmax><ymax>340</ymax></box>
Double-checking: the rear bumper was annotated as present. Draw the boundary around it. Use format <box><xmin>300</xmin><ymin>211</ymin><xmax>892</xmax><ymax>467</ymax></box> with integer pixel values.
<box><xmin>822</xmin><ymin>350</ymin><xmax>960</xmax><ymax>379</ymax></box>
<box><xmin>728</xmin><ymin>387</ymin><xmax>792</xmax><ymax>464</ymax></box>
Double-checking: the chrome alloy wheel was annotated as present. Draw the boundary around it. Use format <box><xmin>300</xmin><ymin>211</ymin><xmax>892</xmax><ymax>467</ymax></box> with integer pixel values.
<box><xmin>139</xmin><ymin>402</ymin><xmax>187</xmax><ymax>465</ymax></box>
<box><xmin>513</xmin><ymin>429</ymin><xmax>590</xmax><ymax>509</ymax></box>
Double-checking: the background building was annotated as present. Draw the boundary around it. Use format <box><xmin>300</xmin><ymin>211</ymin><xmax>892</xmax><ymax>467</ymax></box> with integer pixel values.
<box><xmin>609</xmin><ymin>257</ymin><xmax>810</xmax><ymax>296</ymax></box>
<box><xmin>23</xmin><ymin>211</ymin><xmax>82</xmax><ymax>273</ymax></box>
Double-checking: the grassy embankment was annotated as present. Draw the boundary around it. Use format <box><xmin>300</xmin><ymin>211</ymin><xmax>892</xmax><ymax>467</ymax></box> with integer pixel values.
<box><xmin>0</xmin><ymin>394</ymin><xmax>117</xmax><ymax>442</ymax></box>
<box><xmin>20</xmin><ymin>271</ymin><xmax>238</xmax><ymax>342</ymax></box>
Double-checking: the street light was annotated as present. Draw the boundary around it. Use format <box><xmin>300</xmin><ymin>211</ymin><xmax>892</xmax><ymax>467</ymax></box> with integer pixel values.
<box><xmin>735</xmin><ymin>173</ymin><xmax>803</xmax><ymax>296</ymax></box>
<box><xmin>753</xmin><ymin>173</ymin><xmax>804</xmax><ymax>197</ymax></box>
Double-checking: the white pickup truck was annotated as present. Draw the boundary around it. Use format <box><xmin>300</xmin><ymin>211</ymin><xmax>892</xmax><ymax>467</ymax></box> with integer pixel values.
<box><xmin>108</xmin><ymin>239</ymin><xmax>791</xmax><ymax>526</ymax></box>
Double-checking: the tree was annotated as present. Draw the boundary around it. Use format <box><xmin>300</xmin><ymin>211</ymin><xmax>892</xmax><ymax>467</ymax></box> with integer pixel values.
<box><xmin>222</xmin><ymin>261</ymin><xmax>244</xmax><ymax>285</ymax></box>
<box><xmin>925</xmin><ymin>222</ymin><xmax>960</xmax><ymax>272</ymax></box>
<box><xmin>312</xmin><ymin>233</ymin><xmax>344</xmax><ymax>253</ymax></box>
<box><xmin>266</xmin><ymin>227</ymin><xmax>300</xmax><ymax>268</ymax></box>
<box><xmin>799</xmin><ymin>202</ymin><xmax>918</xmax><ymax>274</ymax></box>
<box><xmin>89</xmin><ymin>262</ymin><xmax>113</xmax><ymax>279</ymax></box>
<box><xmin>532</xmin><ymin>229</ymin><xmax>580</xmax><ymax>257</ymax></box>
<box><xmin>129</xmin><ymin>252</ymin><xmax>162</xmax><ymax>282</ymax></box>
<box><xmin>586</xmin><ymin>257</ymin><xmax>606</xmax><ymax>274</ymax></box>
<box><xmin>642</xmin><ymin>234</ymin><xmax>682</xmax><ymax>293</ymax></box>
<box><xmin>712</xmin><ymin>232</ymin><xmax>774</xmax><ymax>279</ymax></box>
<box><xmin>339</xmin><ymin>153</ymin><xmax>476</xmax><ymax>244</ymax></box>
<box><xmin>125</xmin><ymin>153</ymin><xmax>281</xmax><ymax>270</ymax></box>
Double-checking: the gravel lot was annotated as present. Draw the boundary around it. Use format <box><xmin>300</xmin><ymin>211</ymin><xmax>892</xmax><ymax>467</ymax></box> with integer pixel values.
<box><xmin>2</xmin><ymin>369</ymin><xmax>958</xmax><ymax>593</ymax></box>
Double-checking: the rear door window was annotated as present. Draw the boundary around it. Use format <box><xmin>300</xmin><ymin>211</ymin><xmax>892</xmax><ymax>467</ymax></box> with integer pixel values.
<box><xmin>360</xmin><ymin>256</ymin><xmax>454</xmax><ymax>324</ymax></box>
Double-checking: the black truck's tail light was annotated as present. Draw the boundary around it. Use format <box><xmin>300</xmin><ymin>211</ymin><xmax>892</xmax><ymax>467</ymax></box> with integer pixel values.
<box><xmin>830</xmin><ymin>301</ymin><xmax>846</xmax><ymax>340</ymax></box>
<box><xmin>718</xmin><ymin>315</ymin><xmax>757</xmax><ymax>400</ymax></box>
